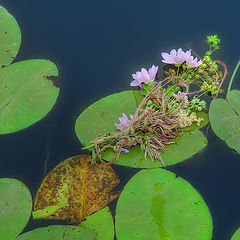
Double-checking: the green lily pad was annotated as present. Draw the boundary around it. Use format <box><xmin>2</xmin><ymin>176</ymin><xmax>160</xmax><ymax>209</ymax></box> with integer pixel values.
<box><xmin>80</xmin><ymin>206</ymin><xmax>114</xmax><ymax>240</ymax></box>
<box><xmin>227</xmin><ymin>90</ymin><xmax>240</xmax><ymax>116</ymax></box>
<box><xmin>231</xmin><ymin>226</ymin><xmax>240</xmax><ymax>240</ymax></box>
<box><xmin>75</xmin><ymin>91</ymin><xmax>136</xmax><ymax>147</ymax></box>
<box><xmin>16</xmin><ymin>225</ymin><xmax>96</xmax><ymax>240</ymax></box>
<box><xmin>0</xmin><ymin>59</ymin><xmax>59</xmax><ymax>134</ymax></box>
<box><xmin>0</xmin><ymin>6</ymin><xmax>21</xmax><ymax>67</ymax></box>
<box><xmin>115</xmin><ymin>169</ymin><xmax>213</xmax><ymax>240</ymax></box>
<box><xmin>0</xmin><ymin>178</ymin><xmax>32</xmax><ymax>240</ymax></box>
<box><xmin>209</xmin><ymin>90</ymin><xmax>240</xmax><ymax>153</ymax></box>
<box><xmin>75</xmin><ymin>91</ymin><xmax>208</xmax><ymax>168</ymax></box>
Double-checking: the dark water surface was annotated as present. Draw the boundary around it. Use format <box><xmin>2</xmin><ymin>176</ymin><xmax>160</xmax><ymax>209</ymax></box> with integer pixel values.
<box><xmin>1</xmin><ymin>0</ymin><xmax>240</xmax><ymax>239</ymax></box>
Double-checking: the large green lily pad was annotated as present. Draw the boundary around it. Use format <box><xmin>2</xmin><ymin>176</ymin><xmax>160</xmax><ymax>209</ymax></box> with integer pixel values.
<box><xmin>75</xmin><ymin>91</ymin><xmax>137</xmax><ymax>146</ymax></box>
<box><xmin>0</xmin><ymin>59</ymin><xmax>59</xmax><ymax>134</ymax></box>
<box><xmin>80</xmin><ymin>206</ymin><xmax>114</xmax><ymax>240</ymax></box>
<box><xmin>0</xmin><ymin>178</ymin><xmax>32</xmax><ymax>240</ymax></box>
<box><xmin>16</xmin><ymin>225</ymin><xmax>96</xmax><ymax>240</ymax></box>
<box><xmin>231</xmin><ymin>226</ymin><xmax>240</xmax><ymax>240</ymax></box>
<box><xmin>209</xmin><ymin>90</ymin><xmax>240</xmax><ymax>153</ymax></box>
<box><xmin>75</xmin><ymin>91</ymin><xmax>208</xmax><ymax>168</ymax></box>
<box><xmin>115</xmin><ymin>169</ymin><xmax>213</xmax><ymax>240</ymax></box>
<box><xmin>0</xmin><ymin>6</ymin><xmax>21</xmax><ymax>68</ymax></box>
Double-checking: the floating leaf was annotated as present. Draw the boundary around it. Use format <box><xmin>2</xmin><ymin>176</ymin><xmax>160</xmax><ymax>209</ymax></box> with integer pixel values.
<box><xmin>75</xmin><ymin>91</ymin><xmax>137</xmax><ymax>147</ymax></box>
<box><xmin>75</xmin><ymin>91</ymin><xmax>208</xmax><ymax>168</ymax></box>
<box><xmin>227</xmin><ymin>90</ymin><xmax>240</xmax><ymax>116</ymax></box>
<box><xmin>80</xmin><ymin>206</ymin><xmax>114</xmax><ymax>240</ymax></box>
<box><xmin>231</xmin><ymin>226</ymin><xmax>240</xmax><ymax>240</ymax></box>
<box><xmin>16</xmin><ymin>225</ymin><xmax>96</xmax><ymax>240</ymax></box>
<box><xmin>0</xmin><ymin>59</ymin><xmax>59</xmax><ymax>134</ymax></box>
<box><xmin>0</xmin><ymin>178</ymin><xmax>32</xmax><ymax>240</ymax></box>
<box><xmin>209</xmin><ymin>90</ymin><xmax>240</xmax><ymax>153</ymax></box>
<box><xmin>0</xmin><ymin>6</ymin><xmax>21</xmax><ymax>67</ymax></box>
<box><xmin>33</xmin><ymin>155</ymin><xmax>120</xmax><ymax>223</ymax></box>
<box><xmin>115</xmin><ymin>169</ymin><xmax>213</xmax><ymax>240</ymax></box>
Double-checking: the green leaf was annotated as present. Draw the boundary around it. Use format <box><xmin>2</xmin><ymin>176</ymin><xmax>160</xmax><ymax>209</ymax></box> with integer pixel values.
<box><xmin>0</xmin><ymin>178</ymin><xmax>32</xmax><ymax>240</ymax></box>
<box><xmin>0</xmin><ymin>6</ymin><xmax>21</xmax><ymax>67</ymax></box>
<box><xmin>79</xmin><ymin>206</ymin><xmax>114</xmax><ymax>240</ymax></box>
<box><xmin>227</xmin><ymin>90</ymin><xmax>240</xmax><ymax>116</ymax></box>
<box><xmin>75</xmin><ymin>90</ymin><xmax>136</xmax><ymax>147</ymax></box>
<box><xmin>209</xmin><ymin>90</ymin><xmax>240</xmax><ymax>153</ymax></box>
<box><xmin>115</xmin><ymin>169</ymin><xmax>213</xmax><ymax>240</ymax></box>
<box><xmin>231</xmin><ymin>226</ymin><xmax>240</xmax><ymax>240</ymax></box>
<box><xmin>16</xmin><ymin>225</ymin><xmax>96</xmax><ymax>240</ymax></box>
<box><xmin>75</xmin><ymin>91</ymin><xmax>207</xmax><ymax>168</ymax></box>
<box><xmin>0</xmin><ymin>59</ymin><xmax>59</xmax><ymax>134</ymax></box>
<box><xmin>132</xmin><ymin>90</ymin><xmax>144</xmax><ymax>106</ymax></box>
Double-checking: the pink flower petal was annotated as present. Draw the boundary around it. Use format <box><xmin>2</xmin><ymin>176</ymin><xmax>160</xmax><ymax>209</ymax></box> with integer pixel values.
<box><xmin>161</xmin><ymin>48</ymin><xmax>201</xmax><ymax>67</ymax></box>
<box><xmin>149</xmin><ymin>65</ymin><xmax>158</xmax><ymax>79</ymax></box>
<box><xmin>170</xmin><ymin>49</ymin><xmax>177</xmax><ymax>56</ymax></box>
<box><xmin>130</xmin><ymin>80</ymin><xmax>139</xmax><ymax>86</ymax></box>
<box><xmin>115</xmin><ymin>113</ymin><xmax>133</xmax><ymax>131</ymax></box>
<box><xmin>130</xmin><ymin>65</ymin><xmax>158</xmax><ymax>86</ymax></box>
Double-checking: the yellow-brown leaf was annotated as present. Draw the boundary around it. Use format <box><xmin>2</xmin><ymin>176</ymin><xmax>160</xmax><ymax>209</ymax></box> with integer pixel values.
<box><xmin>33</xmin><ymin>155</ymin><xmax>120</xmax><ymax>223</ymax></box>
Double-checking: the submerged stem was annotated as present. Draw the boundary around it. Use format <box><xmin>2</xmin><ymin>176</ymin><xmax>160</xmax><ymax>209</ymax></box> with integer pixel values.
<box><xmin>227</xmin><ymin>59</ymin><xmax>240</xmax><ymax>99</ymax></box>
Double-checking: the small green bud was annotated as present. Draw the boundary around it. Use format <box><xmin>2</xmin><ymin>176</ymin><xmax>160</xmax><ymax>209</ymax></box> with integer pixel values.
<box><xmin>182</xmin><ymin>64</ymin><xmax>187</xmax><ymax>69</ymax></box>
<box><xmin>203</xmin><ymin>56</ymin><xmax>211</xmax><ymax>62</ymax></box>
<box><xmin>211</xmin><ymin>62</ymin><xmax>218</xmax><ymax>70</ymax></box>
<box><xmin>205</xmin><ymin>51</ymin><xmax>211</xmax><ymax>56</ymax></box>
<box><xmin>195</xmin><ymin>74</ymin><xmax>200</xmax><ymax>78</ymax></box>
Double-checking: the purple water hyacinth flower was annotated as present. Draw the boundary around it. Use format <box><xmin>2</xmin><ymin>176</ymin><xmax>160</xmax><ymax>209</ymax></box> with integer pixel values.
<box><xmin>114</xmin><ymin>113</ymin><xmax>133</xmax><ymax>131</ymax></box>
<box><xmin>161</xmin><ymin>48</ymin><xmax>202</xmax><ymax>67</ymax></box>
<box><xmin>161</xmin><ymin>48</ymin><xmax>191</xmax><ymax>64</ymax></box>
<box><xmin>130</xmin><ymin>65</ymin><xmax>158</xmax><ymax>87</ymax></box>
<box><xmin>186</xmin><ymin>56</ymin><xmax>202</xmax><ymax>67</ymax></box>
<box><xmin>121</xmin><ymin>148</ymin><xmax>129</xmax><ymax>154</ymax></box>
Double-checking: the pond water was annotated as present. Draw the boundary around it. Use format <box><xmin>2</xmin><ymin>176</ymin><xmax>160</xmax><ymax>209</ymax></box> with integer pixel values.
<box><xmin>1</xmin><ymin>0</ymin><xmax>240</xmax><ymax>239</ymax></box>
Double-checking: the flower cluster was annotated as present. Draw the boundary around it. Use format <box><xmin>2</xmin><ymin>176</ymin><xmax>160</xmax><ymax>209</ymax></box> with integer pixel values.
<box><xmin>114</xmin><ymin>113</ymin><xmax>133</xmax><ymax>131</ymax></box>
<box><xmin>176</xmin><ymin>110</ymin><xmax>204</xmax><ymax>128</ymax></box>
<box><xmin>130</xmin><ymin>48</ymin><xmax>203</xmax><ymax>88</ymax></box>
<box><xmin>88</xmin><ymin>35</ymin><xmax>227</xmax><ymax>166</ymax></box>
<box><xmin>161</xmin><ymin>48</ymin><xmax>202</xmax><ymax>67</ymax></box>
<box><xmin>130</xmin><ymin>65</ymin><xmax>158</xmax><ymax>87</ymax></box>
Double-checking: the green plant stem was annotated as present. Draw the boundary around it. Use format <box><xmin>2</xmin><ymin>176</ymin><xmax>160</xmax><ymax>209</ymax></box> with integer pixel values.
<box><xmin>227</xmin><ymin>59</ymin><xmax>240</xmax><ymax>99</ymax></box>
<box><xmin>82</xmin><ymin>135</ymin><xmax>116</xmax><ymax>150</ymax></box>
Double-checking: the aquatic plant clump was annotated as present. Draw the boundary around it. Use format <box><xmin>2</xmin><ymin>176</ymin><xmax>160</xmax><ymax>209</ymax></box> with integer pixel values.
<box><xmin>86</xmin><ymin>35</ymin><xmax>227</xmax><ymax>166</ymax></box>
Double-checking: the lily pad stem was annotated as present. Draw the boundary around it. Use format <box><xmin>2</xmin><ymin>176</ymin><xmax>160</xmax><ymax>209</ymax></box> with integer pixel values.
<box><xmin>227</xmin><ymin>59</ymin><xmax>240</xmax><ymax>99</ymax></box>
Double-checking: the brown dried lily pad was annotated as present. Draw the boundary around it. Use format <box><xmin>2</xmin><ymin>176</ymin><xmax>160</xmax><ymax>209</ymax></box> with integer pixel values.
<box><xmin>33</xmin><ymin>155</ymin><xmax>120</xmax><ymax>223</ymax></box>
